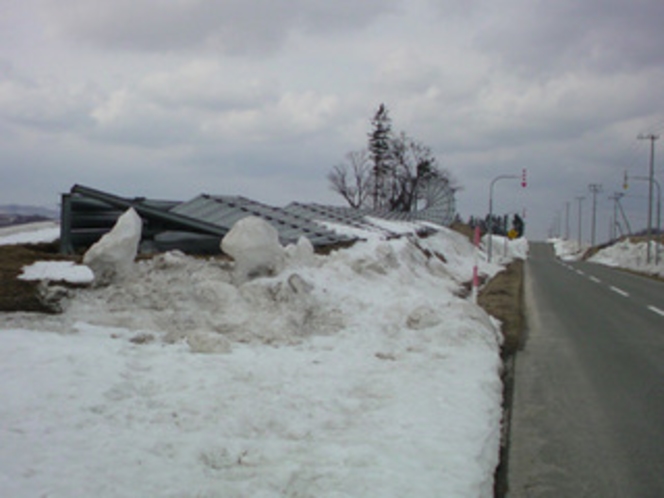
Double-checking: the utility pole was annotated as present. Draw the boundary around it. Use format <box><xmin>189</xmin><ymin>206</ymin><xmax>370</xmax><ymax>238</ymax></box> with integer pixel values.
<box><xmin>616</xmin><ymin>195</ymin><xmax>632</xmax><ymax>237</ymax></box>
<box><xmin>588</xmin><ymin>184</ymin><xmax>603</xmax><ymax>247</ymax></box>
<box><xmin>631</xmin><ymin>175</ymin><xmax>661</xmax><ymax>265</ymax></box>
<box><xmin>609</xmin><ymin>193</ymin><xmax>625</xmax><ymax>240</ymax></box>
<box><xmin>576</xmin><ymin>196</ymin><xmax>585</xmax><ymax>249</ymax></box>
<box><xmin>638</xmin><ymin>133</ymin><xmax>659</xmax><ymax>263</ymax></box>
<box><xmin>565</xmin><ymin>201</ymin><xmax>570</xmax><ymax>239</ymax></box>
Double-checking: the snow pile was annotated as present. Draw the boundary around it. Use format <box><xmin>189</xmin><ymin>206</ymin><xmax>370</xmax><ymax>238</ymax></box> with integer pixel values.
<box><xmin>0</xmin><ymin>221</ymin><xmax>508</xmax><ymax>497</ymax></box>
<box><xmin>482</xmin><ymin>234</ymin><xmax>529</xmax><ymax>263</ymax></box>
<box><xmin>0</xmin><ymin>222</ymin><xmax>59</xmax><ymax>246</ymax></box>
<box><xmin>221</xmin><ymin>216</ymin><xmax>286</xmax><ymax>283</ymax></box>
<box><xmin>550</xmin><ymin>238</ymin><xmax>588</xmax><ymax>261</ymax></box>
<box><xmin>416</xmin><ymin>226</ymin><xmax>500</xmax><ymax>283</ymax></box>
<box><xmin>83</xmin><ymin>208</ymin><xmax>142</xmax><ymax>285</ymax></box>
<box><xmin>19</xmin><ymin>261</ymin><xmax>94</xmax><ymax>284</ymax></box>
<box><xmin>589</xmin><ymin>239</ymin><xmax>664</xmax><ymax>277</ymax></box>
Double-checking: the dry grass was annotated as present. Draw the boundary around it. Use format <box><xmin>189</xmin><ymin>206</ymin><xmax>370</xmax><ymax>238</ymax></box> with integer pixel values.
<box><xmin>477</xmin><ymin>259</ymin><xmax>525</xmax><ymax>358</ymax></box>
<box><xmin>450</xmin><ymin>221</ymin><xmax>475</xmax><ymax>243</ymax></box>
<box><xmin>0</xmin><ymin>242</ymin><xmax>74</xmax><ymax>313</ymax></box>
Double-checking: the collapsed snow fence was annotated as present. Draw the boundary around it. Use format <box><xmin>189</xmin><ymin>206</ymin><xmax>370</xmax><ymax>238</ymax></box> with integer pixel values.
<box><xmin>60</xmin><ymin>184</ymin><xmax>456</xmax><ymax>255</ymax></box>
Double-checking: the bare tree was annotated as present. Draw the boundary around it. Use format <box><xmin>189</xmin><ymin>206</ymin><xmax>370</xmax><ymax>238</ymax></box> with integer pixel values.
<box><xmin>327</xmin><ymin>149</ymin><xmax>372</xmax><ymax>209</ymax></box>
<box><xmin>328</xmin><ymin>104</ymin><xmax>458</xmax><ymax>212</ymax></box>
<box><xmin>386</xmin><ymin>132</ymin><xmax>452</xmax><ymax>212</ymax></box>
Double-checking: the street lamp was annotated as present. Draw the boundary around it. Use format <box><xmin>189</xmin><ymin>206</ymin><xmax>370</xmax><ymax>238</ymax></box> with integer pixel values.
<box><xmin>488</xmin><ymin>172</ymin><xmax>524</xmax><ymax>262</ymax></box>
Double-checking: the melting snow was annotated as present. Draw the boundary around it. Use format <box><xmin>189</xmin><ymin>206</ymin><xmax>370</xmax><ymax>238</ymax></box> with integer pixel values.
<box><xmin>0</xmin><ymin>221</ymin><xmax>529</xmax><ymax>497</ymax></box>
<box><xmin>19</xmin><ymin>261</ymin><xmax>94</xmax><ymax>284</ymax></box>
<box><xmin>550</xmin><ymin>238</ymin><xmax>588</xmax><ymax>261</ymax></box>
<box><xmin>551</xmin><ymin>237</ymin><xmax>664</xmax><ymax>277</ymax></box>
<box><xmin>0</xmin><ymin>222</ymin><xmax>59</xmax><ymax>245</ymax></box>
<box><xmin>589</xmin><ymin>239</ymin><xmax>664</xmax><ymax>277</ymax></box>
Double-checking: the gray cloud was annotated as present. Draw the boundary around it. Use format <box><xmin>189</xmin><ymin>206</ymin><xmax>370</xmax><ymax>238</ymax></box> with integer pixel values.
<box><xmin>475</xmin><ymin>0</ymin><xmax>664</xmax><ymax>75</ymax></box>
<box><xmin>2</xmin><ymin>0</ymin><xmax>664</xmax><ymax>242</ymax></box>
<box><xmin>0</xmin><ymin>67</ymin><xmax>97</xmax><ymax>133</ymax></box>
<box><xmin>43</xmin><ymin>0</ymin><xmax>398</xmax><ymax>55</ymax></box>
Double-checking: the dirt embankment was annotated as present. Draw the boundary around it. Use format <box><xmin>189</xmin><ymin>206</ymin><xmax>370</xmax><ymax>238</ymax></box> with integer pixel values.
<box><xmin>478</xmin><ymin>260</ymin><xmax>525</xmax><ymax>358</ymax></box>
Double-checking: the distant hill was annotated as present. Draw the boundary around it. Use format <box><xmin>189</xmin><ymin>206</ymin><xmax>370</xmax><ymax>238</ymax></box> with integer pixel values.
<box><xmin>0</xmin><ymin>205</ymin><xmax>58</xmax><ymax>227</ymax></box>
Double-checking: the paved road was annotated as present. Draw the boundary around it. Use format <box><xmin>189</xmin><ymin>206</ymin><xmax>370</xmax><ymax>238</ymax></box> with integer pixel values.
<box><xmin>507</xmin><ymin>242</ymin><xmax>664</xmax><ymax>497</ymax></box>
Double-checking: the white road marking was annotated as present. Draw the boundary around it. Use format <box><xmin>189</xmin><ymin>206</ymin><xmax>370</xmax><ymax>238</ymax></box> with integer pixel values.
<box><xmin>610</xmin><ymin>286</ymin><xmax>629</xmax><ymax>298</ymax></box>
<box><xmin>576</xmin><ymin>270</ymin><xmax>585</xmax><ymax>276</ymax></box>
<box><xmin>648</xmin><ymin>306</ymin><xmax>664</xmax><ymax>318</ymax></box>
<box><xmin>589</xmin><ymin>276</ymin><xmax>601</xmax><ymax>284</ymax></box>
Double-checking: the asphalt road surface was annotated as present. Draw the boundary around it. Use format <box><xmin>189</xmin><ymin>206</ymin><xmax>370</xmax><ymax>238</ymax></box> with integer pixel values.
<box><xmin>507</xmin><ymin>242</ymin><xmax>664</xmax><ymax>497</ymax></box>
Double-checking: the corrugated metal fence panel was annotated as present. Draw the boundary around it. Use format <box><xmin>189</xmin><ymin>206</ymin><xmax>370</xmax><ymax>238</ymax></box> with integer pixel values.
<box><xmin>284</xmin><ymin>203</ymin><xmax>396</xmax><ymax>236</ymax></box>
<box><xmin>171</xmin><ymin>195</ymin><xmax>355</xmax><ymax>246</ymax></box>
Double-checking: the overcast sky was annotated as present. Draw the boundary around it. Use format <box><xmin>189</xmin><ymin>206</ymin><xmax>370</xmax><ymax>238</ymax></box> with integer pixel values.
<box><xmin>2</xmin><ymin>0</ymin><xmax>664</xmax><ymax>241</ymax></box>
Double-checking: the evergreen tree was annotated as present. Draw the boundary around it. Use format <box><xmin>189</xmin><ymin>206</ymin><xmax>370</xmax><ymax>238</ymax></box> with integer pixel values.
<box><xmin>513</xmin><ymin>214</ymin><xmax>525</xmax><ymax>237</ymax></box>
<box><xmin>368</xmin><ymin>104</ymin><xmax>393</xmax><ymax>209</ymax></box>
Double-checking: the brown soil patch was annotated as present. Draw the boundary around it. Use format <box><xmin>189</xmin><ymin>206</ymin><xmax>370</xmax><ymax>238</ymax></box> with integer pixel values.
<box><xmin>0</xmin><ymin>242</ymin><xmax>75</xmax><ymax>313</ymax></box>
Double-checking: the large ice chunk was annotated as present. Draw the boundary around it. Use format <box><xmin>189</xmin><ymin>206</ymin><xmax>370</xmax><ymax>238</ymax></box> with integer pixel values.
<box><xmin>83</xmin><ymin>208</ymin><xmax>142</xmax><ymax>285</ymax></box>
<box><xmin>285</xmin><ymin>235</ymin><xmax>316</xmax><ymax>268</ymax></box>
<box><xmin>221</xmin><ymin>216</ymin><xmax>285</xmax><ymax>283</ymax></box>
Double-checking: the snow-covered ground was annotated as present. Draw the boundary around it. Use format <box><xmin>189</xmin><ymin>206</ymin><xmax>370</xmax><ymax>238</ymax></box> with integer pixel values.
<box><xmin>1</xmin><ymin>221</ymin><xmax>527</xmax><ymax>497</ymax></box>
<box><xmin>0</xmin><ymin>221</ymin><xmax>59</xmax><ymax>246</ymax></box>
<box><xmin>551</xmin><ymin>237</ymin><xmax>664</xmax><ymax>277</ymax></box>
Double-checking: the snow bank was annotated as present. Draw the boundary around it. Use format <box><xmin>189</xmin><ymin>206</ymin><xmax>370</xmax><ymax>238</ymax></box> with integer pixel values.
<box><xmin>589</xmin><ymin>239</ymin><xmax>664</xmax><ymax>277</ymax></box>
<box><xmin>482</xmin><ymin>234</ymin><xmax>529</xmax><ymax>264</ymax></box>
<box><xmin>83</xmin><ymin>208</ymin><xmax>142</xmax><ymax>285</ymax></box>
<box><xmin>551</xmin><ymin>238</ymin><xmax>588</xmax><ymax>261</ymax></box>
<box><xmin>0</xmin><ymin>221</ymin><xmax>507</xmax><ymax>497</ymax></box>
